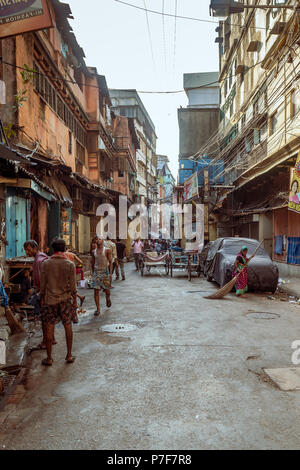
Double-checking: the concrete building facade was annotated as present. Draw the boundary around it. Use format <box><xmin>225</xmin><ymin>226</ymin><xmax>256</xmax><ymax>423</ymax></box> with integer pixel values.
<box><xmin>109</xmin><ymin>89</ymin><xmax>158</xmax><ymax>206</ymax></box>
<box><xmin>178</xmin><ymin>72</ymin><xmax>221</xmax><ymax>187</ymax></box>
<box><xmin>209</xmin><ymin>0</ymin><xmax>300</xmax><ymax>276</ymax></box>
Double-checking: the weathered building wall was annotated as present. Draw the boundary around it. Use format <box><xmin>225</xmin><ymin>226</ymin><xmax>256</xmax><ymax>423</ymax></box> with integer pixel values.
<box><xmin>178</xmin><ymin>108</ymin><xmax>219</xmax><ymax>159</ymax></box>
<box><xmin>15</xmin><ymin>34</ymin><xmax>89</xmax><ymax>176</ymax></box>
<box><xmin>1</xmin><ymin>37</ymin><xmax>17</xmax><ymax>125</ymax></box>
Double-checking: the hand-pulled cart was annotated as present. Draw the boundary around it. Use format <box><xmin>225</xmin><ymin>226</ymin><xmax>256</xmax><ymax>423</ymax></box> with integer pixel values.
<box><xmin>140</xmin><ymin>251</ymin><xmax>170</xmax><ymax>277</ymax></box>
<box><xmin>169</xmin><ymin>250</ymin><xmax>201</xmax><ymax>281</ymax></box>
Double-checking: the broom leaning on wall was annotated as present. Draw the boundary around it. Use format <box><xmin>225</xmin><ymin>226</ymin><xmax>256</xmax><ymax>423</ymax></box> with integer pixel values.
<box><xmin>204</xmin><ymin>240</ymin><xmax>265</xmax><ymax>300</ymax></box>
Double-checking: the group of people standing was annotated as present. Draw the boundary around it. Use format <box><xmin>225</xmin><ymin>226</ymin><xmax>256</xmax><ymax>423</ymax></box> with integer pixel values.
<box><xmin>23</xmin><ymin>235</ymin><xmax>128</xmax><ymax>367</ymax></box>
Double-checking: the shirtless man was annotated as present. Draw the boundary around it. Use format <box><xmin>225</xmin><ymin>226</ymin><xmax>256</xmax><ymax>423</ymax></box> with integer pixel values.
<box><xmin>91</xmin><ymin>238</ymin><xmax>113</xmax><ymax>316</ymax></box>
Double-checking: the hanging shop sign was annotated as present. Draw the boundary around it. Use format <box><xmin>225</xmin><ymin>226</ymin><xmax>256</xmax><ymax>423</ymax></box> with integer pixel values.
<box><xmin>0</xmin><ymin>0</ymin><xmax>53</xmax><ymax>40</ymax></box>
<box><xmin>61</xmin><ymin>208</ymin><xmax>72</xmax><ymax>246</ymax></box>
<box><xmin>288</xmin><ymin>153</ymin><xmax>300</xmax><ymax>214</ymax></box>
<box><xmin>184</xmin><ymin>172</ymin><xmax>199</xmax><ymax>202</ymax></box>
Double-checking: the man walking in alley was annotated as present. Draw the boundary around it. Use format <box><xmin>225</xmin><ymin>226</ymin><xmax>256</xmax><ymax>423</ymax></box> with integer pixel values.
<box><xmin>24</xmin><ymin>240</ymin><xmax>56</xmax><ymax>350</ymax></box>
<box><xmin>40</xmin><ymin>238</ymin><xmax>77</xmax><ymax>366</ymax></box>
<box><xmin>91</xmin><ymin>237</ymin><xmax>113</xmax><ymax>316</ymax></box>
<box><xmin>115</xmin><ymin>237</ymin><xmax>127</xmax><ymax>281</ymax></box>
<box><xmin>132</xmin><ymin>237</ymin><xmax>144</xmax><ymax>271</ymax></box>
<box><xmin>105</xmin><ymin>237</ymin><xmax>117</xmax><ymax>288</ymax></box>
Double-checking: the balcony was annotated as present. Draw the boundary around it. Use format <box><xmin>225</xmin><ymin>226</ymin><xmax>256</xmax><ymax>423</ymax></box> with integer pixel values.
<box><xmin>136</xmin><ymin>173</ymin><xmax>146</xmax><ymax>188</ymax></box>
<box><xmin>136</xmin><ymin>149</ymin><xmax>147</xmax><ymax>165</ymax></box>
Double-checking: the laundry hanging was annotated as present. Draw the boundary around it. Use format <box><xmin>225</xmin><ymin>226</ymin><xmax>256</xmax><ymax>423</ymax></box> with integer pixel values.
<box><xmin>287</xmin><ymin>237</ymin><xmax>300</xmax><ymax>265</ymax></box>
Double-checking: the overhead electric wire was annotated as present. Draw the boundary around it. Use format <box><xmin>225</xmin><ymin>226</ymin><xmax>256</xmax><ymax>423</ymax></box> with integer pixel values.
<box><xmin>187</xmin><ymin>68</ymin><xmax>300</xmax><ymax>183</ymax></box>
<box><xmin>162</xmin><ymin>0</ymin><xmax>167</xmax><ymax>71</ymax></box>
<box><xmin>173</xmin><ymin>0</ymin><xmax>178</xmax><ymax>75</ymax></box>
<box><xmin>114</xmin><ymin>0</ymin><xmax>275</xmax><ymax>31</ymax></box>
<box><xmin>188</xmin><ymin>17</ymin><xmax>300</xmax><ymax>163</ymax></box>
<box><xmin>143</xmin><ymin>0</ymin><xmax>156</xmax><ymax>71</ymax></box>
<box><xmin>0</xmin><ymin>57</ymin><xmax>269</xmax><ymax>95</ymax></box>
<box><xmin>188</xmin><ymin>42</ymin><xmax>300</xmax><ymax>164</ymax></box>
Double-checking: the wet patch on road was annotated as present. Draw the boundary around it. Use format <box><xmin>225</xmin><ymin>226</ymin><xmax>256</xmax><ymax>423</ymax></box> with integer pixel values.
<box><xmin>96</xmin><ymin>332</ymin><xmax>130</xmax><ymax>345</ymax></box>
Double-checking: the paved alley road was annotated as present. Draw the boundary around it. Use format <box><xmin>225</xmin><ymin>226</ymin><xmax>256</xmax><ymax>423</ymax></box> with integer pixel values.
<box><xmin>1</xmin><ymin>264</ymin><xmax>300</xmax><ymax>450</ymax></box>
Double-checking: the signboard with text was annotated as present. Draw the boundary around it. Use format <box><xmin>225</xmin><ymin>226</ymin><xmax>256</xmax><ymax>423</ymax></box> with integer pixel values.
<box><xmin>183</xmin><ymin>172</ymin><xmax>199</xmax><ymax>202</ymax></box>
<box><xmin>288</xmin><ymin>153</ymin><xmax>300</xmax><ymax>214</ymax></box>
<box><xmin>0</xmin><ymin>0</ymin><xmax>53</xmax><ymax>39</ymax></box>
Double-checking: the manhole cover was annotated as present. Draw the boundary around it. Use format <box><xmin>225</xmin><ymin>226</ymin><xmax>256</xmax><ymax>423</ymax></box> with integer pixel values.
<box><xmin>100</xmin><ymin>324</ymin><xmax>138</xmax><ymax>333</ymax></box>
<box><xmin>246</xmin><ymin>311</ymin><xmax>280</xmax><ymax>320</ymax></box>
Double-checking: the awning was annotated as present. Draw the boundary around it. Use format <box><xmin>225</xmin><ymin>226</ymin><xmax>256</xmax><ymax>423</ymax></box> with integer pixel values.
<box><xmin>0</xmin><ymin>143</ymin><xmax>37</xmax><ymax>166</ymax></box>
<box><xmin>43</xmin><ymin>175</ymin><xmax>72</xmax><ymax>207</ymax></box>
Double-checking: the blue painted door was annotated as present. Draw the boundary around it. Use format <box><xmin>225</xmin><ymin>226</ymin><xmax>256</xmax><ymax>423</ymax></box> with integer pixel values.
<box><xmin>6</xmin><ymin>189</ymin><xmax>28</xmax><ymax>258</ymax></box>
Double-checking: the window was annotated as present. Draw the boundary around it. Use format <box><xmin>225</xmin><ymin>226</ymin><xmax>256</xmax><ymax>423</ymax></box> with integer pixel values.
<box><xmin>253</xmin><ymin>129</ymin><xmax>260</xmax><ymax>146</ymax></box>
<box><xmin>39</xmin><ymin>99</ymin><xmax>46</xmax><ymax>122</ymax></box>
<box><xmin>224</xmin><ymin>32</ymin><xmax>230</xmax><ymax>52</ymax></box>
<box><xmin>33</xmin><ymin>62</ymin><xmax>87</xmax><ymax>148</ymax></box>
<box><xmin>229</xmin><ymin>67</ymin><xmax>232</xmax><ymax>88</ymax></box>
<box><xmin>76</xmin><ymin>142</ymin><xmax>85</xmax><ymax>166</ymax></box>
<box><xmin>118</xmin><ymin>170</ymin><xmax>124</xmax><ymax>178</ymax></box>
<box><xmin>269</xmin><ymin>112</ymin><xmax>278</xmax><ymax>135</ymax></box>
<box><xmin>245</xmin><ymin>138</ymin><xmax>252</xmax><ymax>153</ymax></box>
<box><xmin>68</xmin><ymin>131</ymin><xmax>72</xmax><ymax>154</ymax></box>
<box><xmin>291</xmin><ymin>89</ymin><xmax>300</xmax><ymax>118</ymax></box>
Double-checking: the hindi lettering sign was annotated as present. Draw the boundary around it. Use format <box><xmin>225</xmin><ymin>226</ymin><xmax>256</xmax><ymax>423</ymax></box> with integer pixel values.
<box><xmin>183</xmin><ymin>172</ymin><xmax>199</xmax><ymax>202</ymax></box>
<box><xmin>288</xmin><ymin>153</ymin><xmax>300</xmax><ymax>214</ymax></box>
<box><xmin>0</xmin><ymin>0</ymin><xmax>53</xmax><ymax>39</ymax></box>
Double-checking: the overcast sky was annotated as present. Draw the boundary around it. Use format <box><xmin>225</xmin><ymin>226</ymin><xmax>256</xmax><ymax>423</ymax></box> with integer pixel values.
<box><xmin>68</xmin><ymin>0</ymin><xmax>219</xmax><ymax>179</ymax></box>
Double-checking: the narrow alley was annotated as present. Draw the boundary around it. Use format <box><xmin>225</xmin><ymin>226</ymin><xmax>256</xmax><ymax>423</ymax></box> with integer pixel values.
<box><xmin>1</xmin><ymin>265</ymin><xmax>300</xmax><ymax>450</ymax></box>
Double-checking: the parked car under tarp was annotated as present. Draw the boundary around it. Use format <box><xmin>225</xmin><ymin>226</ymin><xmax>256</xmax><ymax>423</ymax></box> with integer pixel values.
<box><xmin>203</xmin><ymin>238</ymin><xmax>279</xmax><ymax>293</ymax></box>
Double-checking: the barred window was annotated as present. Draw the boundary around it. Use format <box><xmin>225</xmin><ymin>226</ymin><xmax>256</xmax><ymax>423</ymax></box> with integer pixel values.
<box><xmin>33</xmin><ymin>62</ymin><xmax>88</xmax><ymax>148</ymax></box>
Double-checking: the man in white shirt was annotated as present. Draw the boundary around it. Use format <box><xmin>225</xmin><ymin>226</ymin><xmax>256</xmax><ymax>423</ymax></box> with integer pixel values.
<box><xmin>131</xmin><ymin>238</ymin><xmax>144</xmax><ymax>270</ymax></box>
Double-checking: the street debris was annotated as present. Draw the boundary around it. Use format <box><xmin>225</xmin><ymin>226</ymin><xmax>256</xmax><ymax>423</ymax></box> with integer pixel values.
<box><xmin>264</xmin><ymin>368</ymin><xmax>300</xmax><ymax>391</ymax></box>
<box><xmin>247</xmin><ymin>355</ymin><xmax>260</xmax><ymax>361</ymax></box>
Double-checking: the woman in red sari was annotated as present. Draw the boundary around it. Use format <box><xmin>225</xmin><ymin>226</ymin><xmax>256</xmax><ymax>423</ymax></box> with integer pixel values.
<box><xmin>233</xmin><ymin>246</ymin><xmax>253</xmax><ymax>298</ymax></box>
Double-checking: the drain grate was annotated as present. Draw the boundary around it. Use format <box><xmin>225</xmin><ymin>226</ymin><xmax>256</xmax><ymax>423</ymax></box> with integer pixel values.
<box><xmin>100</xmin><ymin>324</ymin><xmax>138</xmax><ymax>333</ymax></box>
<box><xmin>246</xmin><ymin>311</ymin><xmax>280</xmax><ymax>320</ymax></box>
